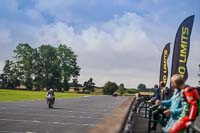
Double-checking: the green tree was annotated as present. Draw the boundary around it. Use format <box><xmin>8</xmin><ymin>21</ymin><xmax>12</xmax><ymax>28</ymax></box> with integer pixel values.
<box><xmin>57</xmin><ymin>44</ymin><xmax>81</xmax><ymax>90</ymax></box>
<box><xmin>72</xmin><ymin>78</ymin><xmax>78</xmax><ymax>87</ymax></box>
<box><xmin>0</xmin><ymin>60</ymin><xmax>19</xmax><ymax>88</ymax></box>
<box><xmin>83</xmin><ymin>78</ymin><xmax>95</xmax><ymax>92</ymax></box>
<box><xmin>34</xmin><ymin>44</ymin><xmax>80</xmax><ymax>91</ymax></box>
<box><xmin>137</xmin><ymin>83</ymin><xmax>146</xmax><ymax>91</ymax></box>
<box><xmin>32</xmin><ymin>49</ymin><xmax>43</xmax><ymax>90</ymax></box>
<box><xmin>126</xmin><ymin>88</ymin><xmax>139</xmax><ymax>94</ymax></box>
<box><xmin>14</xmin><ymin>43</ymin><xmax>34</xmax><ymax>89</ymax></box>
<box><xmin>2</xmin><ymin>43</ymin><xmax>80</xmax><ymax>91</ymax></box>
<box><xmin>72</xmin><ymin>78</ymin><xmax>79</xmax><ymax>92</ymax></box>
<box><xmin>36</xmin><ymin>45</ymin><xmax>60</xmax><ymax>90</ymax></box>
<box><xmin>103</xmin><ymin>81</ymin><xmax>118</xmax><ymax>95</ymax></box>
<box><xmin>118</xmin><ymin>83</ymin><xmax>126</xmax><ymax>96</ymax></box>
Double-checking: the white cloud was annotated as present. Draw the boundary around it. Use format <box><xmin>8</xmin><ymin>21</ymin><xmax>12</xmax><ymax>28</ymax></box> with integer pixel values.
<box><xmin>0</xmin><ymin>29</ymin><xmax>15</xmax><ymax>60</ymax></box>
<box><xmin>26</xmin><ymin>9</ymin><xmax>45</xmax><ymax>23</ymax></box>
<box><xmin>0</xmin><ymin>29</ymin><xmax>12</xmax><ymax>45</ymax></box>
<box><xmin>186</xmin><ymin>37</ymin><xmax>200</xmax><ymax>87</ymax></box>
<box><xmin>35</xmin><ymin>0</ymin><xmax>84</xmax><ymax>24</ymax></box>
<box><xmin>29</xmin><ymin>12</ymin><xmax>161</xmax><ymax>87</ymax></box>
<box><xmin>1</xmin><ymin>0</ymin><xmax>18</xmax><ymax>11</ymax></box>
<box><xmin>0</xmin><ymin>61</ymin><xmax>4</xmax><ymax>73</ymax></box>
<box><xmin>34</xmin><ymin>22</ymin><xmax>76</xmax><ymax>46</ymax></box>
<box><xmin>0</xmin><ymin>8</ymin><xmax>199</xmax><ymax>88</ymax></box>
<box><xmin>33</xmin><ymin>12</ymin><xmax>200</xmax><ymax>87</ymax></box>
<box><xmin>79</xmin><ymin>68</ymin><xmax>158</xmax><ymax>88</ymax></box>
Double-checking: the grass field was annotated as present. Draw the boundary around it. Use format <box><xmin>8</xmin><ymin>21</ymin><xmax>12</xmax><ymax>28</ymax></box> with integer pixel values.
<box><xmin>139</xmin><ymin>91</ymin><xmax>154</xmax><ymax>95</ymax></box>
<box><xmin>0</xmin><ymin>89</ymin><xmax>89</xmax><ymax>102</ymax></box>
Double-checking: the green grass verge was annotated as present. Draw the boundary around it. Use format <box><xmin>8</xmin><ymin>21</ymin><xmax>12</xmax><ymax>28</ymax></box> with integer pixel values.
<box><xmin>0</xmin><ymin>89</ymin><xmax>89</xmax><ymax>102</ymax></box>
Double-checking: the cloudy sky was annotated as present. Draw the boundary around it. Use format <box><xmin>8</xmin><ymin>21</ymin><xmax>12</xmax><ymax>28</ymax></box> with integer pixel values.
<box><xmin>0</xmin><ymin>0</ymin><xmax>199</xmax><ymax>88</ymax></box>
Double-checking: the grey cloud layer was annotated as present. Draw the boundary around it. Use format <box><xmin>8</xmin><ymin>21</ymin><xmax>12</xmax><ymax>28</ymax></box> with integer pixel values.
<box><xmin>0</xmin><ymin>2</ymin><xmax>199</xmax><ymax>87</ymax></box>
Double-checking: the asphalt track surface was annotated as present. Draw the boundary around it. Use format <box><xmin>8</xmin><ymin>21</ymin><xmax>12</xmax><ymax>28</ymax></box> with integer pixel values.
<box><xmin>0</xmin><ymin>96</ymin><xmax>127</xmax><ymax>133</ymax></box>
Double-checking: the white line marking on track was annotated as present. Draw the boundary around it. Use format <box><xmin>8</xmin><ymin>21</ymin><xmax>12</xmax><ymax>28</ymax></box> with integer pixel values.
<box><xmin>83</xmin><ymin>96</ymin><xmax>90</xmax><ymax>98</ymax></box>
<box><xmin>52</xmin><ymin>122</ymin><xmax>59</xmax><ymax>124</ymax></box>
<box><xmin>0</xmin><ymin>131</ymin><xmax>36</xmax><ymax>133</ymax></box>
<box><xmin>0</xmin><ymin>112</ymin><xmax>104</xmax><ymax>119</ymax></box>
<box><xmin>0</xmin><ymin>119</ymin><xmax>97</xmax><ymax>127</ymax></box>
<box><xmin>32</xmin><ymin>120</ymin><xmax>40</xmax><ymax>123</ymax></box>
<box><xmin>0</xmin><ymin>131</ymin><xmax>21</xmax><ymax>133</ymax></box>
<box><xmin>0</xmin><ymin>106</ymin><xmax>111</xmax><ymax>114</ymax></box>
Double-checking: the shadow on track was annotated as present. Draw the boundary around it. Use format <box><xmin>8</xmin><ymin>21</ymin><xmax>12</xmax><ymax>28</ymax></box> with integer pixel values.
<box><xmin>51</xmin><ymin>107</ymin><xmax>66</xmax><ymax>110</ymax></box>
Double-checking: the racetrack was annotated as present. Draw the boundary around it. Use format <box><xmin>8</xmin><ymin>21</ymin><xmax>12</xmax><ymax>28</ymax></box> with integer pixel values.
<box><xmin>0</xmin><ymin>96</ymin><xmax>127</xmax><ymax>133</ymax></box>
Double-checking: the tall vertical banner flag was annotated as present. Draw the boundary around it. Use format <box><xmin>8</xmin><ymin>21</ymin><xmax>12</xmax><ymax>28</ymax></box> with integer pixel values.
<box><xmin>171</xmin><ymin>15</ymin><xmax>195</xmax><ymax>81</ymax></box>
<box><xmin>159</xmin><ymin>43</ymin><xmax>170</xmax><ymax>85</ymax></box>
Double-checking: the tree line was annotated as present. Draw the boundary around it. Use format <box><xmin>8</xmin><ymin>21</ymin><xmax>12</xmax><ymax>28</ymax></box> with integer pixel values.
<box><xmin>0</xmin><ymin>43</ymin><xmax>80</xmax><ymax>91</ymax></box>
<box><xmin>3</xmin><ymin>43</ymin><xmax>191</xmax><ymax>94</ymax></box>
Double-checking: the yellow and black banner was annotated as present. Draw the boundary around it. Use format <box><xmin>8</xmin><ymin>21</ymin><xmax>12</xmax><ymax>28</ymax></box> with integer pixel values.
<box><xmin>159</xmin><ymin>43</ymin><xmax>170</xmax><ymax>85</ymax></box>
<box><xmin>171</xmin><ymin>15</ymin><xmax>195</xmax><ymax>81</ymax></box>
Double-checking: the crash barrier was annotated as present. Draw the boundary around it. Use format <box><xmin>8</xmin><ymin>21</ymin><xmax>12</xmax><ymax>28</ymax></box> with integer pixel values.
<box><xmin>132</xmin><ymin>95</ymin><xmax>152</xmax><ymax>116</ymax></box>
<box><xmin>143</xmin><ymin>100</ymin><xmax>155</xmax><ymax>118</ymax></box>
<box><xmin>123</xmin><ymin>101</ymin><xmax>135</xmax><ymax>133</ymax></box>
<box><xmin>90</xmin><ymin>96</ymin><xmax>135</xmax><ymax>133</ymax></box>
<box><xmin>148</xmin><ymin>105</ymin><xmax>168</xmax><ymax>133</ymax></box>
<box><xmin>123</xmin><ymin>95</ymin><xmax>152</xmax><ymax>133</ymax></box>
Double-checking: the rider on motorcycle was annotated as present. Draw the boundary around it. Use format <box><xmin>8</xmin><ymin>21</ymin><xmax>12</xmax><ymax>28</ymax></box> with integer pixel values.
<box><xmin>46</xmin><ymin>89</ymin><xmax>55</xmax><ymax>104</ymax></box>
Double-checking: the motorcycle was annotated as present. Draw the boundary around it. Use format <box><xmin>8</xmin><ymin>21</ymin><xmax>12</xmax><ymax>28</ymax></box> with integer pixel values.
<box><xmin>46</xmin><ymin>95</ymin><xmax>54</xmax><ymax>109</ymax></box>
<box><xmin>112</xmin><ymin>92</ymin><xmax>118</xmax><ymax>97</ymax></box>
